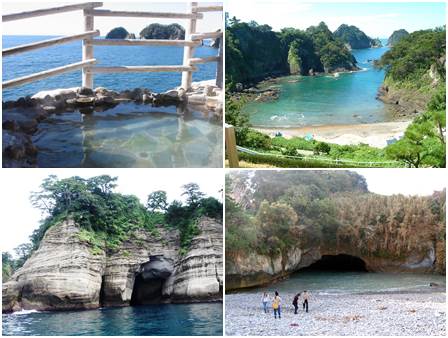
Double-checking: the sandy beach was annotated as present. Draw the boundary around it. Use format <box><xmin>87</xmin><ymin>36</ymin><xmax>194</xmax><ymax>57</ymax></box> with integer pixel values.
<box><xmin>225</xmin><ymin>291</ymin><xmax>446</xmax><ymax>336</ymax></box>
<box><xmin>255</xmin><ymin>121</ymin><xmax>412</xmax><ymax>149</ymax></box>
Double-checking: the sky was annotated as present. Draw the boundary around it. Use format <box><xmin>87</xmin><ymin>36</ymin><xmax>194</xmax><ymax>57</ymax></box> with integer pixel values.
<box><xmin>0</xmin><ymin>169</ymin><xmax>223</xmax><ymax>254</ymax></box>
<box><xmin>226</xmin><ymin>0</ymin><xmax>446</xmax><ymax>38</ymax></box>
<box><xmin>2</xmin><ymin>1</ymin><xmax>222</xmax><ymax>36</ymax></box>
<box><xmin>354</xmin><ymin>169</ymin><xmax>446</xmax><ymax>196</ymax></box>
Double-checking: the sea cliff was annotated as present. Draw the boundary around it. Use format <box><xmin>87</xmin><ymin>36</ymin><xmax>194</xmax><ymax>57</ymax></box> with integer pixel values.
<box><xmin>3</xmin><ymin>216</ymin><xmax>223</xmax><ymax>313</ymax></box>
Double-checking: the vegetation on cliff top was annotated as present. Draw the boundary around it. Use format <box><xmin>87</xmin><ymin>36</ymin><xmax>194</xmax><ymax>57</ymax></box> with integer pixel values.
<box><xmin>377</xmin><ymin>27</ymin><xmax>446</xmax><ymax>167</ymax></box>
<box><xmin>225</xmin><ymin>18</ymin><xmax>357</xmax><ymax>89</ymax></box>
<box><xmin>226</xmin><ymin>171</ymin><xmax>446</xmax><ymax>274</ymax></box>
<box><xmin>3</xmin><ymin>176</ymin><xmax>222</xmax><ymax>277</ymax></box>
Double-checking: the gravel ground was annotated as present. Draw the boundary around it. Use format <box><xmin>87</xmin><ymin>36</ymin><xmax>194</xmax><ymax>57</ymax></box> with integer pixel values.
<box><xmin>225</xmin><ymin>292</ymin><xmax>446</xmax><ymax>336</ymax></box>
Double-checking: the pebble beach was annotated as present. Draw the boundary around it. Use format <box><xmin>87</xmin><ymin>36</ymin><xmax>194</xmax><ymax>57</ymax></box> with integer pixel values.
<box><xmin>225</xmin><ymin>291</ymin><xmax>446</xmax><ymax>336</ymax></box>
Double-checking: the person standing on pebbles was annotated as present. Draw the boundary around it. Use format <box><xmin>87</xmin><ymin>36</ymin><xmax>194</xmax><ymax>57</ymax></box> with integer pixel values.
<box><xmin>302</xmin><ymin>290</ymin><xmax>310</xmax><ymax>313</ymax></box>
<box><xmin>262</xmin><ymin>292</ymin><xmax>270</xmax><ymax>313</ymax></box>
<box><xmin>272</xmin><ymin>291</ymin><xmax>282</xmax><ymax>319</ymax></box>
<box><xmin>292</xmin><ymin>293</ymin><xmax>300</xmax><ymax>314</ymax></box>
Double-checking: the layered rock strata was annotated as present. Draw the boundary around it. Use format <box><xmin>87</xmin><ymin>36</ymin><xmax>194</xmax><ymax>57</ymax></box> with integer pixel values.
<box><xmin>2</xmin><ymin>217</ymin><xmax>223</xmax><ymax>313</ymax></box>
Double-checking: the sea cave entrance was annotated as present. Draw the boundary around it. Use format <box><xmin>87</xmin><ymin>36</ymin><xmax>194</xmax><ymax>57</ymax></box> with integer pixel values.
<box><xmin>130</xmin><ymin>275</ymin><xmax>165</xmax><ymax>305</ymax></box>
<box><xmin>303</xmin><ymin>254</ymin><xmax>368</xmax><ymax>272</ymax></box>
<box><xmin>130</xmin><ymin>255</ymin><xmax>174</xmax><ymax>306</ymax></box>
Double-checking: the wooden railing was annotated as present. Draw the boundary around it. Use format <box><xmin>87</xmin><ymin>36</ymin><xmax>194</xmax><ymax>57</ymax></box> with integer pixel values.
<box><xmin>225</xmin><ymin>124</ymin><xmax>240</xmax><ymax>168</ymax></box>
<box><xmin>2</xmin><ymin>2</ymin><xmax>223</xmax><ymax>91</ymax></box>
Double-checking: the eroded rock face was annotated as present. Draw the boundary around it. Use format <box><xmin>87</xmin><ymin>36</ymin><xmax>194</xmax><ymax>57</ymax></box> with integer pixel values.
<box><xmin>2</xmin><ymin>220</ymin><xmax>106</xmax><ymax>312</ymax></box>
<box><xmin>164</xmin><ymin>217</ymin><xmax>223</xmax><ymax>302</ymax></box>
<box><xmin>2</xmin><ymin>217</ymin><xmax>223</xmax><ymax>313</ymax></box>
<box><xmin>101</xmin><ymin>228</ymin><xmax>179</xmax><ymax>307</ymax></box>
<box><xmin>226</xmin><ymin>244</ymin><xmax>438</xmax><ymax>291</ymax></box>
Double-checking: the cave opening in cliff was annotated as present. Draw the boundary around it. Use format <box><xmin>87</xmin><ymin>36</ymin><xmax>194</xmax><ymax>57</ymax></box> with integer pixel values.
<box><xmin>130</xmin><ymin>274</ymin><xmax>164</xmax><ymax>306</ymax></box>
<box><xmin>99</xmin><ymin>276</ymin><xmax>106</xmax><ymax>307</ymax></box>
<box><xmin>303</xmin><ymin>254</ymin><xmax>368</xmax><ymax>272</ymax></box>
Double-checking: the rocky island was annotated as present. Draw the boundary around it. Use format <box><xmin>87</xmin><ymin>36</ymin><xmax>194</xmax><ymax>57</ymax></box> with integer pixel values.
<box><xmin>2</xmin><ymin>176</ymin><xmax>223</xmax><ymax>313</ymax></box>
<box><xmin>105</xmin><ymin>23</ymin><xmax>185</xmax><ymax>40</ymax></box>
<box><xmin>334</xmin><ymin>24</ymin><xmax>382</xmax><ymax>49</ymax></box>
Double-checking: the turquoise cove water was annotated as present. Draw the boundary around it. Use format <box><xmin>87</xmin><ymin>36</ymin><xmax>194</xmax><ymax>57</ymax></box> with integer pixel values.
<box><xmin>244</xmin><ymin>43</ymin><xmax>393</xmax><ymax>127</ymax></box>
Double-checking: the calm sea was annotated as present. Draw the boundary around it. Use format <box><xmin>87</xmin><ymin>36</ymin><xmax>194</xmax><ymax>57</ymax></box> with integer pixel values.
<box><xmin>244</xmin><ymin>40</ymin><xmax>394</xmax><ymax>127</ymax></box>
<box><xmin>2</xmin><ymin>303</ymin><xmax>223</xmax><ymax>336</ymax></box>
<box><xmin>2</xmin><ymin>35</ymin><xmax>218</xmax><ymax>101</ymax></box>
<box><xmin>243</xmin><ymin>271</ymin><xmax>446</xmax><ymax>296</ymax></box>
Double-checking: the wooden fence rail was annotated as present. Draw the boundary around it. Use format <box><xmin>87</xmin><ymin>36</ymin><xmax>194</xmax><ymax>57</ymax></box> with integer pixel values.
<box><xmin>3</xmin><ymin>30</ymin><xmax>100</xmax><ymax>57</ymax></box>
<box><xmin>2</xmin><ymin>2</ymin><xmax>103</xmax><ymax>22</ymax></box>
<box><xmin>225</xmin><ymin>124</ymin><xmax>239</xmax><ymax>168</ymax></box>
<box><xmin>2</xmin><ymin>2</ymin><xmax>223</xmax><ymax>91</ymax></box>
<box><xmin>3</xmin><ymin>59</ymin><xmax>97</xmax><ymax>89</ymax></box>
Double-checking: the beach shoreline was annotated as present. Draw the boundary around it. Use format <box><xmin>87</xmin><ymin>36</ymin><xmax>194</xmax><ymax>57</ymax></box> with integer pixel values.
<box><xmin>254</xmin><ymin>120</ymin><xmax>412</xmax><ymax>148</ymax></box>
<box><xmin>225</xmin><ymin>291</ymin><xmax>446</xmax><ymax>336</ymax></box>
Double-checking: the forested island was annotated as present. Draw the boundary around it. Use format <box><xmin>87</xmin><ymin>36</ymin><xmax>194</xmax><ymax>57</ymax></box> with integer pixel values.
<box><xmin>225</xmin><ymin>17</ymin><xmax>446</xmax><ymax>168</ymax></box>
<box><xmin>3</xmin><ymin>175</ymin><xmax>223</xmax><ymax>313</ymax></box>
<box><xmin>226</xmin><ymin>19</ymin><xmax>358</xmax><ymax>88</ymax></box>
<box><xmin>106</xmin><ymin>23</ymin><xmax>185</xmax><ymax>40</ymax></box>
<box><xmin>334</xmin><ymin>24</ymin><xmax>382</xmax><ymax>49</ymax></box>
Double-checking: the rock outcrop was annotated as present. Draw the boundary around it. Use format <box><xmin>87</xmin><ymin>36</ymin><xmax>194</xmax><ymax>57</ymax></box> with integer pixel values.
<box><xmin>2</xmin><ymin>217</ymin><xmax>223</xmax><ymax>313</ymax></box>
<box><xmin>387</xmin><ymin>29</ymin><xmax>409</xmax><ymax>46</ymax></box>
<box><xmin>2</xmin><ymin>83</ymin><xmax>223</xmax><ymax>168</ymax></box>
<box><xmin>376</xmin><ymin>84</ymin><xmax>430</xmax><ymax>117</ymax></box>
<box><xmin>2</xmin><ymin>220</ymin><xmax>106</xmax><ymax>312</ymax></box>
<box><xmin>226</xmin><ymin>243</ymin><xmax>439</xmax><ymax>291</ymax></box>
<box><xmin>164</xmin><ymin>217</ymin><xmax>223</xmax><ymax>302</ymax></box>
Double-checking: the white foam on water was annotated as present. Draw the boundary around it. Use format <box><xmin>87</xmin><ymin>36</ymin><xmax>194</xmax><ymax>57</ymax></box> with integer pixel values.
<box><xmin>12</xmin><ymin>309</ymin><xmax>40</xmax><ymax>315</ymax></box>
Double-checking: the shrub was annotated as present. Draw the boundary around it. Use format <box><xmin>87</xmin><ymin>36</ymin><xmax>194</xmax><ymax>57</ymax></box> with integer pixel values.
<box><xmin>313</xmin><ymin>142</ymin><xmax>331</xmax><ymax>155</ymax></box>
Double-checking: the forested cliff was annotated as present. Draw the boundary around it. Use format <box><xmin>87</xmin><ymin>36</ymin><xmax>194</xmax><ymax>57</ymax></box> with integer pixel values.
<box><xmin>3</xmin><ymin>176</ymin><xmax>223</xmax><ymax>313</ymax></box>
<box><xmin>225</xmin><ymin>19</ymin><xmax>358</xmax><ymax>89</ymax></box>
<box><xmin>226</xmin><ymin>171</ymin><xmax>445</xmax><ymax>290</ymax></box>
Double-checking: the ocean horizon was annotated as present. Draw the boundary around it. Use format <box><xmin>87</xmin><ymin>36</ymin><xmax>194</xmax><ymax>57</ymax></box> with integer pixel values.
<box><xmin>2</xmin><ymin>35</ymin><xmax>218</xmax><ymax>101</ymax></box>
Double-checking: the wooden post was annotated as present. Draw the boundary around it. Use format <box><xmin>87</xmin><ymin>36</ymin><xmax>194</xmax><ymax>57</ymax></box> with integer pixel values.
<box><xmin>82</xmin><ymin>8</ymin><xmax>94</xmax><ymax>88</ymax></box>
<box><xmin>225</xmin><ymin>124</ymin><xmax>239</xmax><ymax>168</ymax></box>
<box><xmin>216</xmin><ymin>32</ymin><xmax>223</xmax><ymax>88</ymax></box>
<box><xmin>181</xmin><ymin>2</ymin><xmax>197</xmax><ymax>91</ymax></box>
